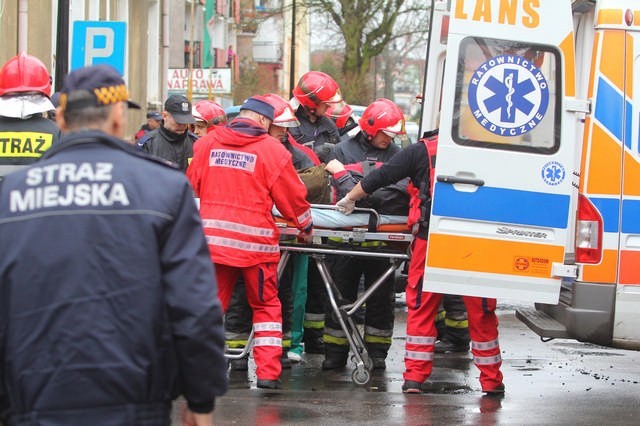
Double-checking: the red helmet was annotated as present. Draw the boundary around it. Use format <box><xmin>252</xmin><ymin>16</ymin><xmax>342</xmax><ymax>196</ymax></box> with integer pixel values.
<box><xmin>325</xmin><ymin>101</ymin><xmax>352</xmax><ymax>129</ymax></box>
<box><xmin>192</xmin><ymin>100</ymin><xmax>227</xmax><ymax>126</ymax></box>
<box><xmin>0</xmin><ymin>52</ymin><xmax>51</xmax><ymax>97</ymax></box>
<box><xmin>358</xmin><ymin>98</ymin><xmax>406</xmax><ymax>139</ymax></box>
<box><xmin>263</xmin><ymin>93</ymin><xmax>299</xmax><ymax>127</ymax></box>
<box><xmin>292</xmin><ymin>71</ymin><xmax>342</xmax><ymax>109</ymax></box>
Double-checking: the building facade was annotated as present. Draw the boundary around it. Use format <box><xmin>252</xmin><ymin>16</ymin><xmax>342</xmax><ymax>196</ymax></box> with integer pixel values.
<box><xmin>0</xmin><ymin>0</ymin><xmax>309</xmax><ymax>138</ymax></box>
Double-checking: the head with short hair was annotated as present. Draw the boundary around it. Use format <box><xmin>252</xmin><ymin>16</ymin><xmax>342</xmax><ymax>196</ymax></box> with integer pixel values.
<box><xmin>56</xmin><ymin>64</ymin><xmax>140</xmax><ymax>139</ymax></box>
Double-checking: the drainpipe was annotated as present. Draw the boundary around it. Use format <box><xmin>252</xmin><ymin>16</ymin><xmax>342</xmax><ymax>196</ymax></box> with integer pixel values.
<box><xmin>18</xmin><ymin>0</ymin><xmax>28</xmax><ymax>52</ymax></box>
<box><xmin>288</xmin><ymin>0</ymin><xmax>296</xmax><ymax>99</ymax></box>
<box><xmin>55</xmin><ymin>0</ymin><xmax>70</xmax><ymax>91</ymax></box>
<box><xmin>162</xmin><ymin>0</ymin><xmax>170</xmax><ymax>102</ymax></box>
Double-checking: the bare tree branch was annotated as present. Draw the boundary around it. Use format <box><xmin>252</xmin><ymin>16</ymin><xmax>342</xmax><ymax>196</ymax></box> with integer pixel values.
<box><xmin>302</xmin><ymin>0</ymin><xmax>430</xmax><ymax>103</ymax></box>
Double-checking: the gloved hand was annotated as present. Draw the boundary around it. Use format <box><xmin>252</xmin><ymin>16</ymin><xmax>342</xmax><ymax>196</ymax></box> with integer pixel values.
<box><xmin>336</xmin><ymin>195</ymin><xmax>356</xmax><ymax>215</ymax></box>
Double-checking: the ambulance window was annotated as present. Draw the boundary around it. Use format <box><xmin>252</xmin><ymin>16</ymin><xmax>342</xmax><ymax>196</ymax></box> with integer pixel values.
<box><xmin>452</xmin><ymin>37</ymin><xmax>561</xmax><ymax>154</ymax></box>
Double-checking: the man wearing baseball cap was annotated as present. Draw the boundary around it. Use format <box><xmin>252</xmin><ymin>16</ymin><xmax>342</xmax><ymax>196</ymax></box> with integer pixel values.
<box><xmin>134</xmin><ymin>110</ymin><xmax>163</xmax><ymax>142</ymax></box>
<box><xmin>140</xmin><ymin>94</ymin><xmax>197</xmax><ymax>172</ymax></box>
<box><xmin>187</xmin><ymin>95</ymin><xmax>313</xmax><ymax>390</ymax></box>
<box><xmin>0</xmin><ymin>64</ymin><xmax>228</xmax><ymax>425</ymax></box>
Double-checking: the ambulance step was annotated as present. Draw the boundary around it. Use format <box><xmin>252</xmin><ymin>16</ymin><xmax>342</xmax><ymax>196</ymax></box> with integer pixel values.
<box><xmin>515</xmin><ymin>308</ymin><xmax>570</xmax><ymax>339</ymax></box>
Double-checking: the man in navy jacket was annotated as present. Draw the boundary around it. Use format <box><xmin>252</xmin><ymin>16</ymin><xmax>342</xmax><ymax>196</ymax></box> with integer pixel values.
<box><xmin>0</xmin><ymin>64</ymin><xmax>227</xmax><ymax>425</ymax></box>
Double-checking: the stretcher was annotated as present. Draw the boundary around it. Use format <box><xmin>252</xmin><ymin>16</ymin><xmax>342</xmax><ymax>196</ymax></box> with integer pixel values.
<box><xmin>224</xmin><ymin>205</ymin><xmax>413</xmax><ymax>385</ymax></box>
<box><xmin>277</xmin><ymin>204</ymin><xmax>413</xmax><ymax>385</ymax></box>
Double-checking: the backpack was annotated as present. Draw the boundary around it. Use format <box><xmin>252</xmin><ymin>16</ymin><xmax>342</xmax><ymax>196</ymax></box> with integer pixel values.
<box><xmin>297</xmin><ymin>164</ymin><xmax>333</xmax><ymax>204</ymax></box>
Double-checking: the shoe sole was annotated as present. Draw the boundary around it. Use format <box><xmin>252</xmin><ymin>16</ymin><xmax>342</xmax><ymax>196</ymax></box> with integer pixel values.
<box><xmin>257</xmin><ymin>381</ymin><xmax>282</xmax><ymax>390</ymax></box>
<box><xmin>402</xmin><ymin>388</ymin><xmax>422</xmax><ymax>394</ymax></box>
<box><xmin>483</xmin><ymin>385</ymin><xmax>505</xmax><ymax>395</ymax></box>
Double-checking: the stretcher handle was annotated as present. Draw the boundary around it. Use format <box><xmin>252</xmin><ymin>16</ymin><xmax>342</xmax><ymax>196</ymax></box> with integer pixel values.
<box><xmin>310</xmin><ymin>204</ymin><xmax>380</xmax><ymax>232</ymax></box>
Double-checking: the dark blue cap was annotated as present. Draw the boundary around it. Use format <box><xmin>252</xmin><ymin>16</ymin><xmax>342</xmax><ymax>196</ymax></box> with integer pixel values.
<box><xmin>240</xmin><ymin>96</ymin><xmax>275</xmax><ymax>121</ymax></box>
<box><xmin>59</xmin><ymin>64</ymin><xmax>140</xmax><ymax>111</ymax></box>
<box><xmin>147</xmin><ymin>111</ymin><xmax>162</xmax><ymax>120</ymax></box>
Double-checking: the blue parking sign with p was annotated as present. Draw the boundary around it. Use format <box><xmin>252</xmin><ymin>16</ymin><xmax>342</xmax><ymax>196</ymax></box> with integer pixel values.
<box><xmin>71</xmin><ymin>21</ymin><xmax>126</xmax><ymax>74</ymax></box>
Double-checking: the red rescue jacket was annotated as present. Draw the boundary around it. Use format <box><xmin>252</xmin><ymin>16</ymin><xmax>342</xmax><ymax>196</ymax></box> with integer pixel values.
<box><xmin>187</xmin><ymin>118</ymin><xmax>312</xmax><ymax>267</ymax></box>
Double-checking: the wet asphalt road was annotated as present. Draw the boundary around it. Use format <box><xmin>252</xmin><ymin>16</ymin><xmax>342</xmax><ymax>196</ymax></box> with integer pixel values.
<box><xmin>173</xmin><ymin>298</ymin><xmax>640</xmax><ymax>425</ymax></box>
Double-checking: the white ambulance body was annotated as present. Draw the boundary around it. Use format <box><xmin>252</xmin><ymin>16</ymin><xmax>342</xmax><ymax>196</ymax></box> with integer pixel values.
<box><xmin>421</xmin><ymin>0</ymin><xmax>640</xmax><ymax>349</ymax></box>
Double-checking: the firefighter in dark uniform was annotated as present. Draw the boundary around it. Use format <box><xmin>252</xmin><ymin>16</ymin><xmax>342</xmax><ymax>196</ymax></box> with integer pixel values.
<box><xmin>321</xmin><ymin>98</ymin><xmax>406</xmax><ymax>370</ymax></box>
<box><xmin>0</xmin><ymin>64</ymin><xmax>228</xmax><ymax>425</ymax></box>
<box><xmin>289</xmin><ymin>71</ymin><xmax>343</xmax><ymax>354</ymax></box>
<box><xmin>0</xmin><ymin>52</ymin><xmax>60</xmax><ymax>178</ymax></box>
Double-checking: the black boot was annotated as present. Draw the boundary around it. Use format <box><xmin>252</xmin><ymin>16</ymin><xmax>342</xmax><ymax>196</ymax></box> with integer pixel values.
<box><xmin>434</xmin><ymin>336</ymin><xmax>470</xmax><ymax>353</ymax></box>
<box><xmin>322</xmin><ymin>344</ymin><xmax>348</xmax><ymax>370</ymax></box>
<box><xmin>366</xmin><ymin>343</ymin><xmax>389</xmax><ymax>370</ymax></box>
<box><xmin>303</xmin><ymin>327</ymin><xmax>325</xmax><ymax>354</ymax></box>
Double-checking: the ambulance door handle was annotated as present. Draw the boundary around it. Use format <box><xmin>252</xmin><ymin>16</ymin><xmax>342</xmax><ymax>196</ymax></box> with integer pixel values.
<box><xmin>437</xmin><ymin>175</ymin><xmax>485</xmax><ymax>186</ymax></box>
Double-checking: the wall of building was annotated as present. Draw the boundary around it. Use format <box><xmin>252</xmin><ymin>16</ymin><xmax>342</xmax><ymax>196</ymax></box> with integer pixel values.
<box><xmin>0</xmin><ymin>0</ymin><xmax>54</xmax><ymax>72</ymax></box>
<box><xmin>0</xmin><ymin>0</ymin><xmax>309</xmax><ymax>137</ymax></box>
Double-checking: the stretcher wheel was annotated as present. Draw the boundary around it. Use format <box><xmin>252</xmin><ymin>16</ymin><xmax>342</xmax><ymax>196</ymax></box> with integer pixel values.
<box><xmin>352</xmin><ymin>367</ymin><xmax>370</xmax><ymax>385</ymax></box>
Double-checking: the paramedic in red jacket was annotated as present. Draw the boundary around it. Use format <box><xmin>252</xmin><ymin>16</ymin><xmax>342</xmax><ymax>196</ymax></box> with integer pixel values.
<box><xmin>187</xmin><ymin>96</ymin><xmax>313</xmax><ymax>390</ymax></box>
<box><xmin>336</xmin><ymin>130</ymin><xmax>505</xmax><ymax>395</ymax></box>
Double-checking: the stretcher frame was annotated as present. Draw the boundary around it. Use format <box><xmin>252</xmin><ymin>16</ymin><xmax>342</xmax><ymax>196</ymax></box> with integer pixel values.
<box><xmin>279</xmin><ymin>205</ymin><xmax>412</xmax><ymax>385</ymax></box>
<box><xmin>224</xmin><ymin>205</ymin><xmax>413</xmax><ymax>386</ymax></box>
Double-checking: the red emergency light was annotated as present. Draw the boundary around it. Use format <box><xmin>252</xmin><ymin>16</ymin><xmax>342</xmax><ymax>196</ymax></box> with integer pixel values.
<box><xmin>575</xmin><ymin>194</ymin><xmax>603</xmax><ymax>264</ymax></box>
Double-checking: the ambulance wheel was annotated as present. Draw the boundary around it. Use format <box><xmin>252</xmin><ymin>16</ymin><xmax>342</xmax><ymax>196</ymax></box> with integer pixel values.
<box><xmin>352</xmin><ymin>367</ymin><xmax>370</xmax><ymax>385</ymax></box>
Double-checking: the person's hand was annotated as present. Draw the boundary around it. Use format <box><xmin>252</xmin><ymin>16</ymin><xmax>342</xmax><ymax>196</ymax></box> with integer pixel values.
<box><xmin>325</xmin><ymin>159</ymin><xmax>345</xmax><ymax>174</ymax></box>
<box><xmin>297</xmin><ymin>224</ymin><xmax>313</xmax><ymax>244</ymax></box>
<box><xmin>182</xmin><ymin>408</ymin><xmax>213</xmax><ymax>426</ymax></box>
<box><xmin>336</xmin><ymin>195</ymin><xmax>356</xmax><ymax>214</ymax></box>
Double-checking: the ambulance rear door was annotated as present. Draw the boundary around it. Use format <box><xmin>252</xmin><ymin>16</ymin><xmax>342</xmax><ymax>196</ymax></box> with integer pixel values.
<box><xmin>425</xmin><ymin>0</ymin><xmax>580</xmax><ymax>302</ymax></box>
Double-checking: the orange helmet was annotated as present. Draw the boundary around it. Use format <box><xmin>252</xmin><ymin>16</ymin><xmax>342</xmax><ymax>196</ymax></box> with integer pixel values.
<box><xmin>0</xmin><ymin>52</ymin><xmax>51</xmax><ymax>97</ymax></box>
<box><xmin>358</xmin><ymin>98</ymin><xmax>406</xmax><ymax>139</ymax></box>
<box><xmin>292</xmin><ymin>71</ymin><xmax>342</xmax><ymax>110</ymax></box>
<box><xmin>192</xmin><ymin>100</ymin><xmax>227</xmax><ymax>126</ymax></box>
<box><xmin>263</xmin><ymin>93</ymin><xmax>299</xmax><ymax>127</ymax></box>
<box><xmin>325</xmin><ymin>101</ymin><xmax>352</xmax><ymax>129</ymax></box>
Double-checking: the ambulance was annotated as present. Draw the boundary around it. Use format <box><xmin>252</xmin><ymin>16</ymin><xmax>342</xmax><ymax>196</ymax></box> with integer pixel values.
<box><xmin>420</xmin><ymin>0</ymin><xmax>640</xmax><ymax>349</ymax></box>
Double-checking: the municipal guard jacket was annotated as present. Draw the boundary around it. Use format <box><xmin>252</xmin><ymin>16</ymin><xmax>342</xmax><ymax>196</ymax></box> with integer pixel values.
<box><xmin>360</xmin><ymin>138</ymin><xmax>432</xmax><ymax>239</ymax></box>
<box><xmin>140</xmin><ymin>125</ymin><xmax>197</xmax><ymax>172</ymax></box>
<box><xmin>0</xmin><ymin>130</ymin><xmax>227</xmax><ymax>425</ymax></box>
<box><xmin>0</xmin><ymin>115</ymin><xmax>61</xmax><ymax>177</ymax></box>
<box><xmin>187</xmin><ymin>117</ymin><xmax>312</xmax><ymax>268</ymax></box>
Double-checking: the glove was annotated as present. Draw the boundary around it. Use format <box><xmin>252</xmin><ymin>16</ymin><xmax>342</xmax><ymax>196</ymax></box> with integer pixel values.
<box><xmin>336</xmin><ymin>195</ymin><xmax>356</xmax><ymax>215</ymax></box>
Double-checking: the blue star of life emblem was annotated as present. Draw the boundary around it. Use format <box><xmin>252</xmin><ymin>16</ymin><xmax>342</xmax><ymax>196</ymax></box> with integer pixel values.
<box><xmin>468</xmin><ymin>54</ymin><xmax>549</xmax><ymax>137</ymax></box>
<box><xmin>541</xmin><ymin>161</ymin><xmax>566</xmax><ymax>186</ymax></box>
